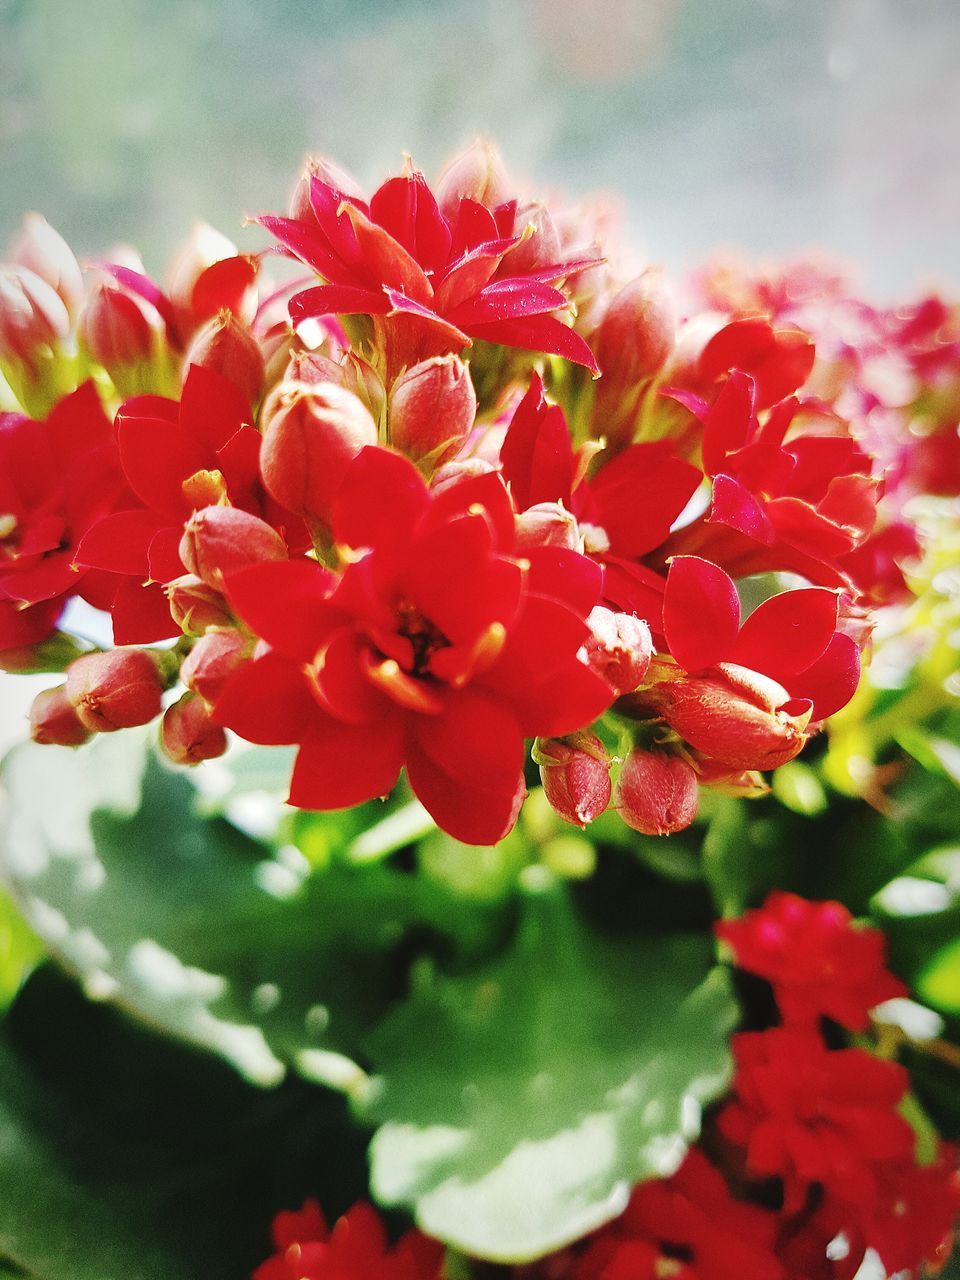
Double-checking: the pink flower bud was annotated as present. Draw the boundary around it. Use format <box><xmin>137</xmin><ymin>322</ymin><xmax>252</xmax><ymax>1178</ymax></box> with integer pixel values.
<box><xmin>537</xmin><ymin>732</ymin><xmax>612</xmax><ymax>828</ymax></box>
<box><xmin>29</xmin><ymin>684</ymin><xmax>92</xmax><ymax>746</ymax></box>
<box><xmin>165</xmin><ymin>574</ymin><xmax>234</xmax><ymax>636</ymax></box>
<box><xmin>388</xmin><ymin>355</ymin><xmax>476</xmax><ymax>464</ymax></box>
<box><xmin>0</xmin><ymin>265</ymin><xmax>71</xmax><ymax>368</ymax></box>
<box><xmin>503</xmin><ymin>202</ymin><xmax>562</xmax><ymax>276</ymax></box>
<box><xmin>160</xmin><ymin>692</ymin><xmax>228</xmax><ymax>765</ymax></box>
<box><xmin>647</xmin><ymin>666</ymin><xmax>813</xmax><ymax>772</ymax></box>
<box><xmin>79</xmin><ymin>283</ymin><xmax>157</xmax><ymax>375</ymax></box>
<box><xmin>615</xmin><ymin>748</ymin><xmax>699</xmax><ymax>836</ymax></box>
<box><xmin>179</xmin><ymin>506</ymin><xmax>287</xmax><ymax>590</ymax></box>
<box><xmin>10</xmin><ymin>214</ymin><xmax>85</xmax><ymax>318</ymax></box>
<box><xmin>580</xmin><ymin>607</ymin><xmax>653</xmax><ymax>695</ymax></box>
<box><xmin>260</xmin><ymin>380</ymin><xmax>378</xmax><ymax>527</ymax></box>
<box><xmin>514</xmin><ymin>502</ymin><xmax>582</xmax><ymax>552</ymax></box>
<box><xmin>65</xmin><ymin>649</ymin><xmax>164</xmax><ymax>733</ymax></box>
<box><xmin>180</xmin><ymin>629</ymin><xmax>250</xmax><ymax>703</ymax></box>
<box><xmin>182</xmin><ymin>310</ymin><xmax>265</xmax><ymax>406</ymax></box>
<box><xmin>594</xmin><ymin>270</ymin><xmax>675</xmax><ymax>386</ymax></box>
<box><xmin>435</xmin><ymin>138</ymin><xmax>511</xmax><ymax>217</ymax></box>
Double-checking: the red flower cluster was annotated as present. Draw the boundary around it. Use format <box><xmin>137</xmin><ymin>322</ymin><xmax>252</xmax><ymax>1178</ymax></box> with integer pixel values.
<box><xmin>253</xmin><ymin>1200</ymin><xmax>442</xmax><ymax>1280</ymax></box>
<box><xmin>4</xmin><ymin>141</ymin><xmax>942</xmax><ymax>845</ymax></box>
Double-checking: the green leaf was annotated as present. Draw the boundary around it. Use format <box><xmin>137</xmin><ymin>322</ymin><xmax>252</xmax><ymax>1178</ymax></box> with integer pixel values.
<box><xmin>0</xmin><ymin>733</ymin><xmax>505</xmax><ymax>1089</ymax></box>
<box><xmin>363</xmin><ymin>883</ymin><xmax>736</xmax><ymax>1263</ymax></box>
<box><xmin>0</xmin><ymin>965</ymin><xmax>369</xmax><ymax>1280</ymax></box>
<box><xmin>0</xmin><ymin>890</ymin><xmax>43</xmax><ymax>1012</ymax></box>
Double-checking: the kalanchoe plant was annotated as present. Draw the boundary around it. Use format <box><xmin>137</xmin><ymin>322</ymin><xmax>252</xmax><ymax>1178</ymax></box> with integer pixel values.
<box><xmin>0</xmin><ymin>140</ymin><xmax>958</xmax><ymax>1280</ymax></box>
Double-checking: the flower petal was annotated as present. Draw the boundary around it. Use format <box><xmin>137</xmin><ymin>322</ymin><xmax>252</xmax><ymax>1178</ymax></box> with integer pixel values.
<box><xmin>226</xmin><ymin>560</ymin><xmax>337</xmax><ymax>661</ymax></box>
<box><xmin>663</xmin><ymin>555</ymin><xmax>740</xmax><ymax>672</ymax></box>
<box><xmin>213</xmin><ymin>651</ymin><xmax>314</xmax><ymax>744</ymax></box>
<box><xmin>289</xmin><ymin>713</ymin><xmax>405</xmax><ymax>809</ymax></box>
<box><xmin>732</xmin><ymin>588</ymin><xmax>838</xmax><ymax>681</ymax></box>
<box><xmin>405</xmin><ymin>744</ymin><xmax>525</xmax><ymax>846</ymax></box>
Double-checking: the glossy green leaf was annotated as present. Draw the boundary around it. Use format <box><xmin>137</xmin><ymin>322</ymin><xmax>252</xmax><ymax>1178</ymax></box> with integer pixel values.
<box><xmin>363</xmin><ymin>883</ymin><xmax>736</xmax><ymax>1263</ymax></box>
<box><xmin>0</xmin><ymin>733</ymin><xmax>505</xmax><ymax>1089</ymax></box>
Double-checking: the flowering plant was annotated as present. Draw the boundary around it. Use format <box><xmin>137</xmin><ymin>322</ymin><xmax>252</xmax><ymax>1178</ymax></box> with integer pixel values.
<box><xmin>0</xmin><ymin>140</ymin><xmax>957</xmax><ymax>1279</ymax></box>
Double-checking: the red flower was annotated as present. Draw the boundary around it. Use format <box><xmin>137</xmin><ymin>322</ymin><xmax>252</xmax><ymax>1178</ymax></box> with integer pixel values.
<box><xmin>660</xmin><ymin>555</ymin><xmax>860</xmax><ymax>721</ymax></box>
<box><xmin>253</xmin><ymin>1199</ymin><xmax>442</xmax><ymax>1280</ymax></box>
<box><xmin>666</xmin><ymin>371</ymin><xmax>880</xmax><ymax>589</ymax></box>
<box><xmin>75</xmin><ymin>365</ymin><xmax>302</xmax><ymax>643</ymax></box>
<box><xmin>716</xmin><ymin>891</ymin><xmax>906</xmax><ymax>1031</ymax></box>
<box><xmin>571</xmin><ymin>1149</ymin><xmax>784</xmax><ymax>1280</ymax></box>
<box><xmin>0</xmin><ymin>382</ymin><xmax>127</xmax><ymax>649</ymax></box>
<box><xmin>499</xmin><ymin>374</ymin><xmax>700</xmax><ymax>623</ymax></box>
<box><xmin>853</xmin><ymin>1144</ymin><xmax>960</xmax><ymax>1275</ymax></box>
<box><xmin>261</xmin><ymin>161</ymin><xmax>600</xmax><ymax>379</ymax></box>
<box><xmin>214</xmin><ymin>446</ymin><xmax>611</xmax><ymax>844</ymax></box>
<box><xmin>717</xmin><ymin>1030</ymin><xmax>915</xmax><ymax>1213</ymax></box>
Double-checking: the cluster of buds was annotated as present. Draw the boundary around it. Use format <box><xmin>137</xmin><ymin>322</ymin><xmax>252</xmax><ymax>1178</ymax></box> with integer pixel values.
<box><xmin>3</xmin><ymin>139</ymin><xmax>951</xmax><ymax>845</ymax></box>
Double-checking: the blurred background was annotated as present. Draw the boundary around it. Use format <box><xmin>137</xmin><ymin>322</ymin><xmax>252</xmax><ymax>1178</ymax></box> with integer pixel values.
<box><xmin>2</xmin><ymin>0</ymin><xmax>959</xmax><ymax>296</ymax></box>
<box><xmin>1</xmin><ymin>0</ymin><xmax>959</xmax><ymax>749</ymax></box>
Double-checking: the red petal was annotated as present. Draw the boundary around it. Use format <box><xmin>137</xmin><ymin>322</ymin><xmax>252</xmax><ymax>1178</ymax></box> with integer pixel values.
<box><xmin>289</xmin><ymin>284</ymin><xmax>390</xmax><ymax>325</ymax></box>
<box><xmin>789</xmin><ymin>632</ymin><xmax>861</xmax><ymax>720</ymax></box>
<box><xmin>709</xmin><ymin>473</ymin><xmax>775</xmax><ymax>544</ymax></box>
<box><xmin>312</xmin><ymin>628</ymin><xmax>388</xmax><ymax>724</ymax></box>
<box><xmin>116</xmin><ymin>413</ymin><xmax>206</xmax><ymax>521</ymax></box>
<box><xmin>414</xmin><ymin>687</ymin><xmax>524</xmax><ymax>790</ymax></box>
<box><xmin>289</xmin><ymin>713</ymin><xmax>404</xmax><ymax>809</ymax></box>
<box><xmin>405</xmin><ymin>745</ymin><xmax>525</xmax><ymax>845</ymax></box>
<box><xmin>2</xmin><ymin>551</ymin><xmax>80</xmax><ymax>603</ymax></box>
<box><xmin>433</xmin><ymin>241</ymin><xmax>512</xmax><ymax>313</ymax></box>
<box><xmin>526</xmin><ymin>546</ymin><xmax>603</xmax><ymax>616</ymax></box>
<box><xmin>99</xmin><ymin>264</ymin><xmax>179</xmax><ymax>334</ymax></box>
<box><xmin>75</xmin><ymin>509</ymin><xmax>166</xmax><ymax>575</ymax></box>
<box><xmin>179</xmin><ymin>364</ymin><xmax>251</xmax><ymax>453</ymax></box>
<box><xmin>381</xmin><ymin>287</ymin><xmax>471</xmax><ymax>350</ymax></box>
<box><xmin>0</xmin><ymin>598</ymin><xmax>62</xmax><ymax>649</ymax></box>
<box><xmin>701</xmin><ymin>371</ymin><xmax>756</xmax><ymax>476</ymax></box>
<box><xmin>339</xmin><ymin>201</ymin><xmax>434</xmax><ymax>304</ymax></box>
<box><xmin>225</xmin><ymin>560</ymin><xmax>336</xmax><ymax>661</ymax></box>
<box><xmin>663</xmin><ymin>556</ymin><xmax>740</xmax><ymax>672</ymax></box>
<box><xmin>424</xmin><ymin>470</ymin><xmax>516</xmax><ymax>551</ymax></box>
<box><xmin>699</xmin><ymin>319</ymin><xmax>815</xmax><ymax>408</ymax></box>
<box><xmin>500</xmin><ymin>375</ymin><xmax>576</xmax><ymax>511</ymax></box>
<box><xmin>333</xmin><ymin>447</ymin><xmax>429</xmax><ymax>551</ymax></box>
<box><xmin>503</xmin><ymin>659</ymin><xmax>612</xmax><ymax>738</ymax></box>
<box><xmin>467</xmin><ymin>314</ymin><xmax>600</xmax><ymax>375</ymax></box>
<box><xmin>190</xmin><ymin>255</ymin><xmax>257</xmax><ymax>322</ymax></box>
<box><xmin>410</xmin><ymin>515</ymin><xmax>522</xmax><ymax>643</ymax></box>
<box><xmin>46</xmin><ymin>381</ymin><xmax>114</xmax><ymax>461</ymax></box>
<box><xmin>446</xmin><ymin>277</ymin><xmax>568</xmax><ymax>327</ymax></box>
<box><xmin>257</xmin><ymin>215</ymin><xmax>352</xmax><ymax>282</ymax></box>
<box><xmin>369</xmin><ymin>172</ymin><xmax>452</xmax><ymax>277</ymax></box>
<box><xmin>147</xmin><ymin>526</ymin><xmax>185</xmax><ymax>583</ymax></box>
<box><xmin>600</xmin><ymin>556</ymin><xmax>666</xmax><ymax>631</ymax></box>
<box><xmin>213</xmin><ymin>651</ymin><xmax>314</xmax><ymax>744</ymax></box>
<box><xmin>589</xmin><ymin>442</ymin><xmax>702</xmax><ymax>559</ymax></box>
<box><xmin>732</xmin><ymin>588</ymin><xmax>838</xmax><ymax>680</ymax></box>
<box><xmin>111</xmin><ymin>579</ymin><xmax>180</xmax><ymax>644</ymax></box>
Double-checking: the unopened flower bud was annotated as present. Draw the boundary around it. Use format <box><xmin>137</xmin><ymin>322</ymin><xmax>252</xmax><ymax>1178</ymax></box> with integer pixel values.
<box><xmin>183</xmin><ymin>310</ymin><xmax>264</xmax><ymax>406</ymax></box>
<box><xmin>10</xmin><ymin>214</ymin><xmax>84</xmax><ymax>318</ymax></box>
<box><xmin>436</xmin><ymin>138</ymin><xmax>511</xmax><ymax>217</ymax></box>
<box><xmin>430</xmin><ymin>457</ymin><xmax>497</xmax><ymax>494</ymax></box>
<box><xmin>260</xmin><ymin>380</ymin><xmax>378</xmax><ymax>528</ymax></box>
<box><xmin>594</xmin><ymin>270</ymin><xmax>675</xmax><ymax>386</ymax></box>
<box><xmin>160</xmin><ymin>692</ymin><xmax>228</xmax><ymax>765</ymax></box>
<box><xmin>65</xmin><ymin>649</ymin><xmax>164</xmax><ymax>733</ymax></box>
<box><xmin>0</xmin><ymin>265</ymin><xmax>71</xmax><ymax>368</ymax></box>
<box><xmin>79</xmin><ymin>283</ymin><xmax>155</xmax><ymax>365</ymax></box>
<box><xmin>166</xmin><ymin>574</ymin><xmax>234</xmax><ymax>636</ymax></box>
<box><xmin>580</xmin><ymin>607</ymin><xmax>653</xmax><ymax>695</ymax></box>
<box><xmin>504</xmin><ymin>202</ymin><xmax>562</xmax><ymax>276</ymax></box>
<box><xmin>389</xmin><ymin>355</ymin><xmax>476</xmax><ymax>465</ymax></box>
<box><xmin>166</xmin><ymin>222</ymin><xmax>243</xmax><ymax>322</ymax></box>
<box><xmin>536</xmin><ymin>732</ymin><xmax>612</xmax><ymax>828</ymax></box>
<box><xmin>180</xmin><ymin>629</ymin><xmax>250</xmax><ymax>703</ymax></box>
<box><xmin>514</xmin><ymin>502</ymin><xmax>582</xmax><ymax>552</ymax></box>
<box><xmin>647</xmin><ymin>665</ymin><xmax>813</xmax><ymax>772</ymax></box>
<box><xmin>29</xmin><ymin>684</ymin><xmax>92</xmax><ymax>746</ymax></box>
<box><xmin>179</xmin><ymin>506</ymin><xmax>287</xmax><ymax>590</ymax></box>
<box><xmin>615</xmin><ymin>748</ymin><xmax>699</xmax><ymax>836</ymax></box>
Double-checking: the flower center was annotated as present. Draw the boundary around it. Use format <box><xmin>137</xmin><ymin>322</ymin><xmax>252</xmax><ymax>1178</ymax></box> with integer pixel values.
<box><xmin>395</xmin><ymin>601</ymin><xmax>451</xmax><ymax>677</ymax></box>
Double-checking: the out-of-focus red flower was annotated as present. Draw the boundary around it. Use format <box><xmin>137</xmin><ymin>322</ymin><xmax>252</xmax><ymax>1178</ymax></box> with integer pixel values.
<box><xmin>853</xmin><ymin>1144</ymin><xmax>960</xmax><ymax>1276</ymax></box>
<box><xmin>260</xmin><ymin>154</ymin><xmax>600</xmax><ymax>379</ymax></box>
<box><xmin>716</xmin><ymin>891</ymin><xmax>907</xmax><ymax>1031</ymax></box>
<box><xmin>75</xmin><ymin>365</ymin><xmax>303</xmax><ymax>643</ymax></box>
<box><xmin>214</xmin><ymin>445</ymin><xmax>612</xmax><ymax>844</ymax></box>
<box><xmin>0</xmin><ymin>382</ymin><xmax>128</xmax><ymax>649</ymax></box>
<box><xmin>571</xmin><ymin>1149</ymin><xmax>784</xmax><ymax>1280</ymax></box>
<box><xmin>253</xmin><ymin>1199</ymin><xmax>443</xmax><ymax>1280</ymax></box>
<box><xmin>718</xmin><ymin>1030</ymin><xmax>914</xmax><ymax>1213</ymax></box>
